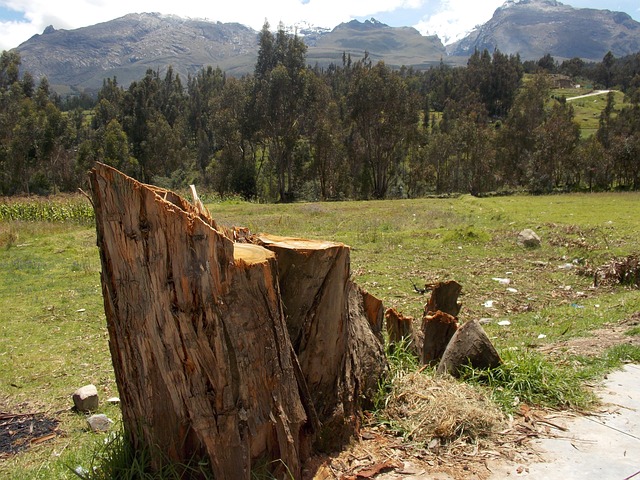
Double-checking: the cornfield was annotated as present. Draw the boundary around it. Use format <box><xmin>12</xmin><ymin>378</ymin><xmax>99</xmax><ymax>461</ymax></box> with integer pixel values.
<box><xmin>0</xmin><ymin>195</ymin><xmax>94</xmax><ymax>224</ymax></box>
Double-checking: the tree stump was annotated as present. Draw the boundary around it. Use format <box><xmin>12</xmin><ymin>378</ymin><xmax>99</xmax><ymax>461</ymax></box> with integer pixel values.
<box><xmin>421</xmin><ymin>310</ymin><xmax>458</xmax><ymax>366</ymax></box>
<box><xmin>436</xmin><ymin>320</ymin><xmax>502</xmax><ymax>378</ymax></box>
<box><xmin>385</xmin><ymin>308</ymin><xmax>420</xmax><ymax>355</ymax></box>
<box><xmin>424</xmin><ymin>280</ymin><xmax>462</xmax><ymax>317</ymax></box>
<box><xmin>90</xmin><ymin>164</ymin><xmax>311</xmax><ymax>478</ymax></box>
<box><xmin>256</xmin><ymin>234</ymin><xmax>387</xmax><ymax>451</ymax></box>
<box><xmin>90</xmin><ymin>163</ymin><xmax>388</xmax><ymax>474</ymax></box>
<box><xmin>419</xmin><ymin>281</ymin><xmax>463</xmax><ymax>366</ymax></box>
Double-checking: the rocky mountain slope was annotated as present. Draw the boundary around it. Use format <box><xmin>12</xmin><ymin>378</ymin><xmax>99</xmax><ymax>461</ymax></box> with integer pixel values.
<box><xmin>15</xmin><ymin>14</ymin><xmax>445</xmax><ymax>91</ymax></box>
<box><xmin>12</xmin><ymin>2</ymin><xmax>640</xmax><ymax>92</ymax></box>
<box><xmin>15</xmin><ymin>13</ymin><xmax>259</xmax><ymax>90</ymax></box>
<box><xmin>448</xmin><ymin>0</ymin><xmax>640</xmax><ymax>61</ymax></box>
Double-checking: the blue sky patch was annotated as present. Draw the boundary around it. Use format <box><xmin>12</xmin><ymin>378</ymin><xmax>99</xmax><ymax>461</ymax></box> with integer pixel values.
<box><xmin>0</xmin><ymin>6</ymin><xmax>25</xmax><ymax>22</ymax></box>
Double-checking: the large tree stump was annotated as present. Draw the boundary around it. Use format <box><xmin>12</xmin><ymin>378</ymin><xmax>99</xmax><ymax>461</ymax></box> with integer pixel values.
<box><xmin>436</xmin><ymin>320</ymin><xmax>502</xmax><ymax>378</ymax></box>
<box><xmin>256</xmin><ymin>234</ymin><xmax>387</xmax><ymax>451</ymax></box>
<box><xmin>90</xmin><ymin>164</ymin><xmax>311</xmax><ymax>478</ymax></box>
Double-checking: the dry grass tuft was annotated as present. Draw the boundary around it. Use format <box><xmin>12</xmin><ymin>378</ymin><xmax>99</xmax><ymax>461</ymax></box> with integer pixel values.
<box><xmin>383</xmin><ymin>371</ymin><xmax>505</xmax><ymax>446</ymax></box>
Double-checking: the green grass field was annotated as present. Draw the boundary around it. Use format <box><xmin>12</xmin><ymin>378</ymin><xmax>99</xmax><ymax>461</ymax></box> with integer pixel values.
<box><xmin>556</xmin><ymin>88</ymin><xmax>628</xmax><ymax>138</ymax></box>
<box><xmin>1</xmin><ymin>192</ymin><xmax>639</xmax><ymax>477</ymax></box>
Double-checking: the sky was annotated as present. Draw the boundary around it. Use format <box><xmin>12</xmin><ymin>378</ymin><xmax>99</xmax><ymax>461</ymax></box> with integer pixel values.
<box><xmin>0</xmin><ymin>0</ymin><xmax>639</xmax><ymax>52</ymax></box>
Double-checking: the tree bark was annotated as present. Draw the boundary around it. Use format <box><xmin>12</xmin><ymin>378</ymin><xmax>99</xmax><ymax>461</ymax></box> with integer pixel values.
<box><xmin>436</xmin><ymin>320</ymin><xmax>502</xmax><ymax>378</ymax></box>
<box><xmin>256</xmin><ymin>234</ymin><xmax>387</xmax><ymax>451</ymax></box>
<box><xmin>90</xmin><ymin>164</ymin><xmax>310</xmax><ymax>478</ymax></box>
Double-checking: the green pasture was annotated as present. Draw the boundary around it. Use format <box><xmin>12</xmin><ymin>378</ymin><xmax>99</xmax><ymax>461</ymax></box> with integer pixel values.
<box><xmin>557</xmin><ymin>88</ymin><xmax>628</xmax><ymax>138</ymax></box>
<box><xmin>1</xmin><ymin>192</ymin><xmax>639</xmax><ymax>477</ymax></box>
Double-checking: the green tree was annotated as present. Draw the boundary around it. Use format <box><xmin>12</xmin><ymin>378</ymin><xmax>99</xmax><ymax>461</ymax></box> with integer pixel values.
<box><xmin>527</xmin><ymin>102</ymin><xmax>581</xmax><ymax>193</ymax></box>
<box><xmin>347</xmin><ymin>61</ymin><xmax>419</xmax><ymax>199</ymax></box>
<box><xmin>252</xmin><ymin>22</ymin><xmax>310</xmax><ymax>201</ymax></box>
<box><xmin>208</xmin><ymin>77</ymin><xmax>256</xmax><ymax>198</ymax></box>
<box><xmin>579</xmin><ymin>136</ymin><xmax>612</xmax><ymax>191</ymax></box>
<box><xmin>497</xmin><ymin>74</ymin><xmax>550</xmax><ymax>187</ymax></box>
<box><xmin>102</xmin><ymin>119</ymin><xmax>137</xmax><ymax>175</ymax></box>
<box><xmin>306</xmin><ymin>74</ymin><xmax>347</xmax><ymax>200</ymax></box>
<box><xmin>0</xmin><ymin>51</ymin><xmax>20</xmax><ymax>90</ymax></box>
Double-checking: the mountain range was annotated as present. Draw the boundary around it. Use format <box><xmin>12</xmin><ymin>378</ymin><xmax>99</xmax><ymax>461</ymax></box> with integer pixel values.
<box><xmin>12</xmin><ymin>0</ymin><xmax>640</xmax><ymax>92</ymax></box>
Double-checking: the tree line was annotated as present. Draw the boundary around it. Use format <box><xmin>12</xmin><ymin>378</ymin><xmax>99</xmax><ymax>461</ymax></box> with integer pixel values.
<box><xmin>1</xmin><ymin>23</ymin><xmax>640</xmax><ymax>200</ymax></box>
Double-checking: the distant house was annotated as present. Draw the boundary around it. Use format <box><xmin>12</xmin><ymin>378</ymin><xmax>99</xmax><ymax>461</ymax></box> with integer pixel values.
<box><xmin>548</xmin><ymin>74</ymin><xmax>575</xmax><ymax>89</ymax></box>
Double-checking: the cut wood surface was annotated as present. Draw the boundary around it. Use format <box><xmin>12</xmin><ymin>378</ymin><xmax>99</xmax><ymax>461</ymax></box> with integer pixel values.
<box><xmin>90</xmin><ymin>164</ymin><xmax>310</xmax><ymax>478</ymax></box>
<box><xmin>437</xmin><ymin>320</ymin><xmax>502</xmax><ymax>378</ymax></box>
<box><xmin>361</xmin><ymin>288</ymin><xmax>385</xmax><ymax>342</ymax></box>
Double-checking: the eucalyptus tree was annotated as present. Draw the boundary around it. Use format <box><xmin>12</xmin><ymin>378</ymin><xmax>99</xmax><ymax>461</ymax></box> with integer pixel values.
<box><xmin>527</xmin><ymin>101</ymin><xmax>581</xmax><ymax>192</ymax></box>
<box><xmin>252</xmin><ymin>22</ymin><xmax>311</xmax><ymax>202</ymax></box>
<box><xmin>347</xmin><ymin>60</ymin><xmax>420</xmax><ymax>199</ymax></box>
<box><xmin>306</xmin><ymin>72</ymin><xmax>347</xmax><ymax>200</ymax></box>
<box><xmin>122</xmin><ymin>68</ymin><xmax>189</xmax><ymax>182</ymax></box>
<box><xmin>207</xmin><ymin>77</ymin><xmax>256</xmax><ymax>199</ymax></box>
<box><xmin>496</xmin><ymin>74</ymin><xmax>550</xmax><ymax>187</ymax></box>
<box><xmin>465</xmin><ymin>48</ymin><xmax>523</xmax><ymax>118</ymax></box>
<box><xmin>186</xmin><ymin>66</ymin><xmax>226</xmax><ymax>174</ymax></box>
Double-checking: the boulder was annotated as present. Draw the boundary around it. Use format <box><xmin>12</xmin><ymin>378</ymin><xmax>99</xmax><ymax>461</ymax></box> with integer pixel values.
<box><xmin>517</xmin><ymin>229</ymin><xmax>541</xmax><ymax>248</ymax></box>
<box><xmin>87</xmin><ymin>414</ymin><xmax>113</xmax><ymax>433</ymax></box>
<box><xmin>72</xmin><ymin>384</ymin><xmax>99</xmax><ymax>412</ymax></box>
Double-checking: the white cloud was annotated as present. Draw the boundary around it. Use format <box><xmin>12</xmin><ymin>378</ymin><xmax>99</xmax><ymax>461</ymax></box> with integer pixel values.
<box><xmin>413</xmin><ymin>0</ymin><xmax>503</xmax><ymax>45</ymax></box>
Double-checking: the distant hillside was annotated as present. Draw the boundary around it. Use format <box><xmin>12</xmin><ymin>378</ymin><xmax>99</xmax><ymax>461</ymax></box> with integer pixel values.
<box><xmin>14</xmin><ymin>14</ymin><xmax>447</xmax><ymax>92</ymax></box>
<box><xmin>448</xmin><ymin>0</ymin><xmax>640</xmax><ymax>61</ymax></box>
<box><xmin>308</xmin><ymin>19</ymin><xmax>446</xmax><ymax>69</ymax></box>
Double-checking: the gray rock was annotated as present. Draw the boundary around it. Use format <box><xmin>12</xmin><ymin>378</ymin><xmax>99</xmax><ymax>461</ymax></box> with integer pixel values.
<box><xmin>517</xmin><ymin>229</ymin><xmax>541</xmax><ymax>248</ymax></box>
<box><xmin>73</xmin><ymin>384</ymin><xmax>99</xmax><ymax>412</ymax></box>
<box><xmin>87</xmin><ymin>414</ymin><xmax>113</xmax><ymax>433</ymax></box>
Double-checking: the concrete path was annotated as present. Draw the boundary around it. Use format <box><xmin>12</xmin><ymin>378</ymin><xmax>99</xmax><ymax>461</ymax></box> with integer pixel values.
<box><xmin>489</xmin><ymin>364</ymin><xmax>640</xmax><ymax>479</ymax></box>
<box><xmin>566</xmin><ymin>90</ymin><xmax>611</xmax><ymax>101</ymax></box>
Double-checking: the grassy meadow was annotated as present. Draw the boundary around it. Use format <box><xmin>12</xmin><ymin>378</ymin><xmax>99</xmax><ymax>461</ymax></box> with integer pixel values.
<box><xmin>559</xmin><ymin>88</ymin><xmax>627</xmax><ymax>138</ymax></box>
<box><xmin>1</xmin><ymin>192</ymin><xmax>640</xmax><ymax>478</ymax></box>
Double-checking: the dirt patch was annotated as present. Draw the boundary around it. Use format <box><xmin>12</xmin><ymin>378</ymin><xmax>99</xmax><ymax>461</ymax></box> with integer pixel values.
<box><xmin>539</xmin><ymin>313</ymin><xmax>640</xmax><ymax>358</ymax></box>
<box><xmin>0</xmin><ymin>411</ymin><xmax>61</xmax><ymax>458</ymax></box>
